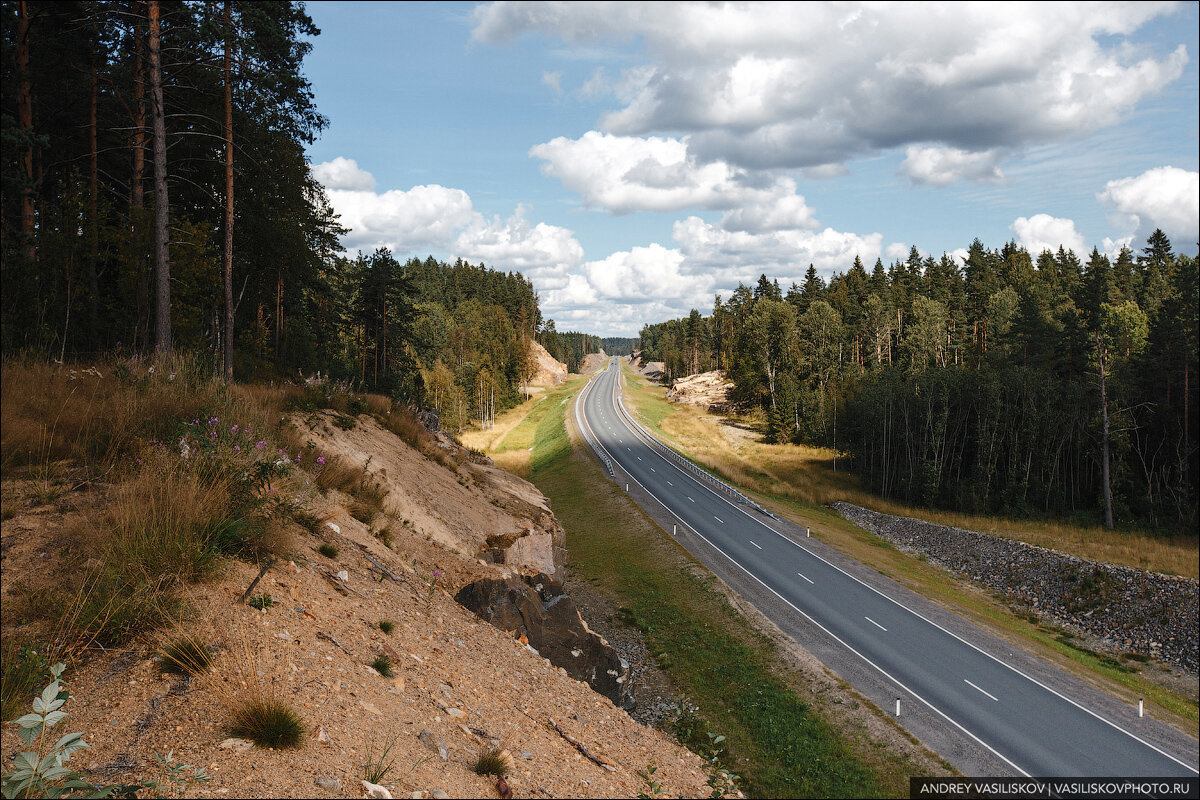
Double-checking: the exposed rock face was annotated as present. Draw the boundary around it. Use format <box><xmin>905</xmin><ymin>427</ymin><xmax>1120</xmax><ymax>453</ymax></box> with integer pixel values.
<box><xmin>834</xmin><ymin>501</ymin><xmax>1199</xmax><ymax>673</ymax></box>
<box><xmin>666</xmin><ymin>370</ymin><xmax>734</xmax><ymax>412</ymax></box>
<box><xmin>455</xmin><ymin>573</ymin><xmax>635</xmax><ymax>710</ymax></box>
<box><xmin>528</xmin><ymin>339</ymin><xmax>568</xmax><ymax>386</ymax></box>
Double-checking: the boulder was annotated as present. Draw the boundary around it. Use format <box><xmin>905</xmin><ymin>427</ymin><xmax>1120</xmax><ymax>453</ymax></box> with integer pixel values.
<box><xmin>455</xmin><ymin>573</ymin><xmax>634</xmax><ymax>710</ymax></box>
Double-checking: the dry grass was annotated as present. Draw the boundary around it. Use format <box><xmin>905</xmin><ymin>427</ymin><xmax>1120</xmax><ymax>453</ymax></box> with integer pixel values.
<box><xmin>621</xmin><ymin>362</ymin><xmax>1200</xmax><ymax>579</ymax></box>
<box><xmin>198</xmin><ymin>606</ymin><xmax>307</xmax><ymax>749</ymax></box>
<box><xmin>1</xmin><ymin>354</ymin><xmax>269</xmax><ymax>476</ymax></box>
<box><xmin>314</xmin><ymin>454</ymin><xmax>363</xmax><ymax>494</ymax></box>
<box><xmin>490</xmin><ymin>450</ymin><xmax>531</xmax><ymax>479</ymax></box>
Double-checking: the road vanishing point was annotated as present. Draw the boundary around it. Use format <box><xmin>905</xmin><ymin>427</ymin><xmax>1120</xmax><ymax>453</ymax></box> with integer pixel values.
<box><xmin>575</xmin><ymin>358</ymin><xmax>1199</xmax><ymax>779</ymax></box>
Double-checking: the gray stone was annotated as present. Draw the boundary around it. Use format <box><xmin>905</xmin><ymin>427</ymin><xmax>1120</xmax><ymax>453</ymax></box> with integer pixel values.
<box><xmin>314</xmin><ymin>776</ymin><xmax>341</xmax><ymax>791</ymax></box>
<box><xmin>417</xmin><ymin>729</ymin><xmax>448</xmax><ymax>760</ymax></box>
<box><xmin>454</xmin><ymin>573</ymin><xmax>635</xmax><ymax>709</ymax></box>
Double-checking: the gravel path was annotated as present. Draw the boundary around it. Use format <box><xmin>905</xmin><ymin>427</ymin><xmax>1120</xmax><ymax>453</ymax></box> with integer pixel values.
<box><xmin>832</xmin><ymin>502</ymin><xmax>1198</xmax><ymax>674</ymax></box>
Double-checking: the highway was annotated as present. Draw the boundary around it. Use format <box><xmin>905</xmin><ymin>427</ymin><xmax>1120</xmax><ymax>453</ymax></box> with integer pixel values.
<box><xmin>575</xmin><ymin>358</ymin><xmax>1199</xmax><ymax>778</ymax></box>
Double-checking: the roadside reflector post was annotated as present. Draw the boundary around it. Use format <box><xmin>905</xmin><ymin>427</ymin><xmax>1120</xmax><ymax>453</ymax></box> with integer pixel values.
<box><xmin>625</xmin><ymin>483</ymin><xmax>629</xmax><ymax>491</ymax></box>
<box><xmin>895</xmin><ymin>697</ymin><xmax>901</xmax><ymax>716</ymax></box>
<box><xmin>806</xmin><ymin>527</ymin><xmax>811</xmax><ymax>538</ymax></box>
<box><xmin>673</xmin><ymin>524</ymin><xmax>677</xmax><ymax>536</ymax></box>
<box><xmin>1139</xmin><ymin>698</ymin><xmax>1144</xmax><ymax>718</ymax></box>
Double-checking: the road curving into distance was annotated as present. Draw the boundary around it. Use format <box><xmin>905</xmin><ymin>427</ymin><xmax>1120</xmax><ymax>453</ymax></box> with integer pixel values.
<box><xmin>575</xmin><ymin>358</ymin><xmax>1198</xmax><ymax>779</ymax></box>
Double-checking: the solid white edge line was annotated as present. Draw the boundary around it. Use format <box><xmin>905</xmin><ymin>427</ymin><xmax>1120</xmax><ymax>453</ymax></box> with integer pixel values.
<box><xmin>865</xmin><ymin>616</ymin><xmax>888</xmax><ymax>632</ymax></box>
<box><xmin>965</xmin><ymin>679</ymin><xmax>1000</xmax><ymax>703</ymax></box>
<box><xmin>589</xmin><ymin>361</ymin><xmax>1030</xmax><ymax>777</ymax></box>
<box><xmin>608</xmin><ymin>360</ymin><xmax>1198</xmax><ymax>775</ymax></box>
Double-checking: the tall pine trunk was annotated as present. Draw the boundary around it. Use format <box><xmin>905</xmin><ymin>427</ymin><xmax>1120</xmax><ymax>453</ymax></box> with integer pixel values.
<box><xmin>131</xmin><ymin>5</ymin><xmax>145</xmax><ymax>211</ymax></box>
<box><xmin>17</xmin><ymin>1</ymin><xmax>35</xmax><ymax>264</ymax></box>
<box><xmin>222</xmin><ymin>0</ymin><xmax>234</xmax><ymax>381</ymax></box>
<box><xmin>148</xmin><ymin>0</ymin><xmax>171</xmax><ymax>357</ymax></box>
<box><xmin>1095</xmin><ymin>332</ymin><xmax>1114</xmax><ymax>529</ymax></box>
<box><xmin>87</xmin><ymin>14</ymin><xmax>100</xmax><ymax>346</ymax></box>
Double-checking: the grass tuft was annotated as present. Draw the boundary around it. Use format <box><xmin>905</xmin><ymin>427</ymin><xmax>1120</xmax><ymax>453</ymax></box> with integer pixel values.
<box><xmin>228</xmin><ymin>697</ymin><xmax>306</xmax><ymax>749</ymax></box>
<box><xmin>472</xmin><ymin>745</ymin><xmax>512</xmax><ymax>778</ymax></box>
<box><xmin>378</xmin><ymin>620</ymin><xmax>395</xmax><ymax>635</ymax></box>
<box><xmin>317</xmin><ymin>543</ymin><xmax>339</xmax><ymax>559</ymax></box>
<box><xmin>371</xmin><ymin>654</ymin><xmax>394</xmax><ymax>677</ymax></box>
<box><xmin>160</xmin><ymin>635</ymin><xmax>214</xmax><ymax>675</ymax></box>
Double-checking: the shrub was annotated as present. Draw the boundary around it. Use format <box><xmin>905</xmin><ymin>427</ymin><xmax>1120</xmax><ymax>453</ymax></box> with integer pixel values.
<box><xmin>228</xmin><ymin>697</ymin><xmax>305</xmax><ymax>749</ymax></box>
<box><xmin>378</xmin><ymin>620</ymin><xmax>395</xmax><ymax>635</ymax></box>
<box><xmin>318</xmin><ymin>543</ymin><xmax>339</xmax><ymax>559</ymax></box>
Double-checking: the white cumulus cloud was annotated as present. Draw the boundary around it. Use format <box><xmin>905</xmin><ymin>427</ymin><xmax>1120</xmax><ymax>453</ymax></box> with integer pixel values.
<box><xmin>312</xmin><ymin>159</ymin><xmax>585</xmax><ymax>279</ymax></box>
<box><xmin>1010</xmin><ymin>214</ymin><xmax>1087</xmax><ymax>256</ymax></box>
<box><xmin>311</xmin><ymin>157</ymin><xmax>376</xmax><ymax>191</ymax></box>
<box><xmin>899</xmin><ymin>146</ymin><xmax>1007</xmax><ymax>187</ymax></box>
<box><xmin>477</xmin><ymin>1</ymin><xmax>1188</xmax><ymax>177</ymax></box>
<box><xmin>1097</xmin><ymin>166</ymin><xmax>1200</xmax><ymax>245</ymax></box>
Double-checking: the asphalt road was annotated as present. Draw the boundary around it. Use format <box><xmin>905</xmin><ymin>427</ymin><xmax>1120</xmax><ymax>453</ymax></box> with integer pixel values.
<box><xmin>575</xmin><ymin>358</ymin><xmax>1198</xmax><ymax>778</ymax></box>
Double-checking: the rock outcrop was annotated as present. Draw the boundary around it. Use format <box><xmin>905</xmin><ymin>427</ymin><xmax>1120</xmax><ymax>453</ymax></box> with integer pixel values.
<box><xmin>455</xmin><ymin>573</ymin><xmax>635</xmax><ymax>709</ymax></box>
<box><xmin>834</xmin><ymin>502</ymin><xmax>1199</xmax><ymax>673</ymax></box>
<box><xmin>666</xmin><ymin>370</ymin><xmax>734</xmax><ymax>412</ymax></box>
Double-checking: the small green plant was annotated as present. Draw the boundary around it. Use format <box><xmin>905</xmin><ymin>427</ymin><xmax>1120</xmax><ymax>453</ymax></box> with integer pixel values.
<box><xmin>1</xmin><ymin>663</ymin><xmax>96</xmax><ymax>798</ymax></box>
<box><xmin>228</xmin><ymin>697</ymin><xmax>305</xmax><ymax>749</ymax></box>
<box><xmin>371</xmin><ymin>654</ymin><xmax>394</xmax><ymax>678</ymax></box>
<box><xmin>159</xmin><ymin>635</ymin><xmax>214</xmax><ymax>675</ymax></box>
<box><xmin>702</xmin><ymin>732</ymin><xmax>740</xmax><ymax>799</ymax></box>
<box><xmin>361</xmin><ymin>732</ymin><xmax>402</xmax><ymax>784</ymax></box>
<box><xmin>248</xmin><ymin>593</ymin><xmax>274</xmax><ymax>611</ymax></box>
<box><xmin>471</xmin><ymin>745</ymin><xmax>512</xmax><ymax>778</ymax></box>
<box><xmin>378</xmin><ymin>620</ymin><xmax>395</xmax><ymax>635</ymax></box>
<box><xmin>414</xmin><ymin>561</ymin><xmax>441</xmax><ymax>614</ymax></box>
<box><xmin>334</xmin><ymin>415</ymin><xmax>356</xmax><ymax>430</ymax></box>
<box><xmin>317</xmin><ymin>543</ymin><xmax>339</xmax><ymax>559</ymax></box>
<box><xmin>636</xmin><ymin>762</ymin><xmax>665</xmax><ymax>799</ymax></box>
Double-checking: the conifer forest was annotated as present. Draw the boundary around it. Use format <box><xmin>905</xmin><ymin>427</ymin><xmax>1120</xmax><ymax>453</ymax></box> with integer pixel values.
<box><xmin>638</xmin><ymin>240</ymin><xmax>1199</xmax><ymax>532</ymax></box>
<box><xmin>0</xmin><ymin>1</ymin><xmax>595</xmax><ymax>428</ymax></box>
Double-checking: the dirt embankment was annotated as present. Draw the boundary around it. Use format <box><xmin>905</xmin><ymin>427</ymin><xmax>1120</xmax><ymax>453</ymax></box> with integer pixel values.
<box><xmin>0</xmin><ymin>412</ymin><xmax>713</xmax><ymax>798</ymax></box>
<box><xmin>527</xmin><ymin>339</ymin><xmax>568</xmax><ymax>387</ymax></box>
<box><xmin>578</xmin><ymin>349</ymin><xmax>608</xmax><ymax>376</ymax></box>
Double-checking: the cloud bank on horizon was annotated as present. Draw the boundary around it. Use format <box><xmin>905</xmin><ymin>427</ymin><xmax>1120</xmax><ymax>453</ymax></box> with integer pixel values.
<box><xmin>313</xmin><ymin>2</ymin><xmax>1198</xmax><ymax>337</ymax></box>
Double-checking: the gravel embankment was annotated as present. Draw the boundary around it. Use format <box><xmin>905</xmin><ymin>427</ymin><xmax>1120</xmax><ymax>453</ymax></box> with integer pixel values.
<box><xmin>832</xmin><ymin>502</ymin><xmax>1198</xmax><ymax>674</ymax></box>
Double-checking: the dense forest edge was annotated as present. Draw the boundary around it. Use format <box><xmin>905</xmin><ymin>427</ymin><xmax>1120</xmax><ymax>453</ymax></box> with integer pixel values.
<box><xmin>0</xmin><ymin>1</ymin><xmax>598</xmax><ymax>432</ymax></box>
<box><xmin>637</xmin><ymin>237</ymin><xmax>1199</xmax><ymax>535</ymax></box>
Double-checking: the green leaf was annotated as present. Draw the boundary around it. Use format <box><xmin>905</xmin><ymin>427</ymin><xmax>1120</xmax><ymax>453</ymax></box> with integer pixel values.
<box><xmin>13</xmin><ymin>712</ymin><xmax>44</xmax><ymax>728</ymax></box>
<box><xmin>39</xmin><ymin>681</ymin><xmax>61</xmax><ymax>709</ymax></box>
<box><xmin>52</xmin><ymin>732</ymin><xmax>90</xmax><ymax>761</ymax></box>
<box><xmin>12</xmin><ymin>752</ymin><xmax>38</xmax><ymax>771</ymax></box>
<box><xmin>41</xmin><ymin>710</ymin><xmax>68</xmax><ymax>728</ymax></box>
<box><xmin>15</xmin><ymin>724</ymin><xmax>38</xmax><ymax>746</ymax></box>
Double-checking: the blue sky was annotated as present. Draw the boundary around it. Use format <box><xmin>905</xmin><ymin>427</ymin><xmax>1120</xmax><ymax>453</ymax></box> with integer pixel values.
<box><xmin>302</xmin><ymin>1</ymin><xmax>1199</xmax><ymax>337</ymax></box>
